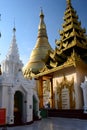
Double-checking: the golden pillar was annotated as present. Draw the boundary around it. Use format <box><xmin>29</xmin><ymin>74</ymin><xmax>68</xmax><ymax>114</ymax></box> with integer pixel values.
<box><xmin>38</xmin><ymin>77</ymin><xmax>43</xmax><ymax>108</ymax></box>
<box><xmin>50</xmin><ymin>78</ymin><xmax>54</xmax><ymax>108</ymax></box>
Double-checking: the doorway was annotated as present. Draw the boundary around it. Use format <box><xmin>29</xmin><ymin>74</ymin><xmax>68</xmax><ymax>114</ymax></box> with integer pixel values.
<box><xmin>14</xmin><ymin>91</ymin><xmax>23</xmax><ymax>124</ymax></box>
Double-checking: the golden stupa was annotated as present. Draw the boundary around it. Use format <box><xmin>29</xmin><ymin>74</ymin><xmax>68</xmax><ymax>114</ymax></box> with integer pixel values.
<box><xmin>23</xmin><ymin>9</ymin><xmax>52</xmax><ymax>75</ymax></box>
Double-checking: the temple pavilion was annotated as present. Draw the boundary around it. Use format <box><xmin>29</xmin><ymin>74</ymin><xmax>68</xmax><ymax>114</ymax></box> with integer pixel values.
<box><xmin>23</xmin><ymin>0</ymin><xmax>87</xmax><ymax>110</ymax></box>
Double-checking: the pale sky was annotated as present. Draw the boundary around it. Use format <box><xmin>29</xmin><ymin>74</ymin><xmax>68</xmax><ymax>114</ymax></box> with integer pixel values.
<box><xmin>0</xmin><ymin>0</ymin><xmax>87</xmax><ymax>65</ymax></box>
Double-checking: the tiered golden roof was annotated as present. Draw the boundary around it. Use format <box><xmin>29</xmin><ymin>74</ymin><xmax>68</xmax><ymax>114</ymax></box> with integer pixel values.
<box><xmin>23</xmin><ymin>9</ymin><xmax>52</xmax><ymax>76</ymax></box>
<box><xmin>44</xmin><ymin>0</ymin><xmax>87</xmax><ymax>69</ymax></box>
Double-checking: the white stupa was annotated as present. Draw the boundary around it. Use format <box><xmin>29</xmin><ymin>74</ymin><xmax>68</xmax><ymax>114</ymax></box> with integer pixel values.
<box><xmin>0</xmin><ymin>27</ymin><xmax>39</xmax><ymax>125</ymax></box>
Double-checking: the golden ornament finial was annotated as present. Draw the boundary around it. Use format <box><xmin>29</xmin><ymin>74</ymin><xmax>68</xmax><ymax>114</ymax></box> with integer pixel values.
<box><xmin>66</xmin><ymin>0</ymin><xmax>71</xmax><ymax>4</ymax></box>
<box><xmin>40</xmin><ymin>7</ymin><xmax>44</xmax><ymax>17</ymax></box>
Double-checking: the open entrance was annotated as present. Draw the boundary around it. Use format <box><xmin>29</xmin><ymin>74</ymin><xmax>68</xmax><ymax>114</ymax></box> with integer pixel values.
<box><xmin>33</xmin><ymin>95</ymin><xmax>38</xmax><ymax>120</ymax></box>
<box><xmin>14</xmin><ymin>91</ymin><xmax>23</xmax><ymax>124</ymax></box>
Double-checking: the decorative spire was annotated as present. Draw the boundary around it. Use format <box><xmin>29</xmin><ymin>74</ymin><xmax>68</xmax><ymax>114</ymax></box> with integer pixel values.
<box><xmin>38</xmin><ymin>8</ymin><xmax>48</xmax><ymax>38</ymax></box>
<box><xmin>66</xmin><ymin>0</ymin><xmax>71</xmax><ymax>7</ymax></box>
<box><xmin>38</xmin><ymin>8</ymin><xmax>45</xmax><ymax>30</ymax></box>
<box><xmin>6</xmin><ymin>25</ymin><xmax>20</xmax><ymax>61</ymax></box>
<box><xmin>66</xmin><ymin>0</ymin><xmax>71</xmax><ymax>4</ymax></box>
<box><xmin>40</xmin><ymin>8</ymin><xmax>44</xmax><ymax>19</ymax></box>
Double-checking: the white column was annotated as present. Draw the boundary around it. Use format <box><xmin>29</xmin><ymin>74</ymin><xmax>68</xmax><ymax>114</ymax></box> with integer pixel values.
<box><xmin>8</xmin><ymin>87</ymin><xmax>14</xmax><ymax>124</ymax></box>
<box><xmin>26</xmin><ymin>92</ymin><xmax>33</xmax><ymax>122</ymax></box>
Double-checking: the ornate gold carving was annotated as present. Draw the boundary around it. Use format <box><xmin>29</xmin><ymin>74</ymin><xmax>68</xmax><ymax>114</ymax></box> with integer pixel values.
<box><xmin>64</xmin><ymin>49</ymin><xmax>81</xmax><ymax>66</ymax></box>
<box><xmin>50</xmin><ymin>60</ymin><xmax>58</xmax><ymax>67</ymax></box>
<box><xmin>66</xmin><ymin>0</ymin><xmax>71</xmax><ymax>4</ymax></box>
<box><xmin>23</xmin><ymin>68</ymin><xmax>32</xmax><ymax>79</ymax></box>
<box><xmin>56</xmin><ymin>76</ymin><xmax>75</xmax><ymax>109</ymax></box>
<box><xmin>55</xmin><ymin>39</ymin><xmax>63</xmax><ymax>50</ymax></box>
<box><xmin>43</xmin><ymin>80</ymin><xmax>50</xmax><ymax>94</ymax></box>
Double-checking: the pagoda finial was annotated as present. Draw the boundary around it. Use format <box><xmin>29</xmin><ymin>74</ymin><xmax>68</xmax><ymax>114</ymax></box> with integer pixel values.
<box><xmin>66</xmin><ymin>0</ymin><xmax>71</xmax><ymax>5</ymax></box>
<box><xmin>40</xmin><ymin>7</ymin><xmax>44</xmax><ymax>18</ymax></box>
<box><xmin>38</xmin><ymin>8</ymin><xmax>46</xmax><ymax>30</ymax></box>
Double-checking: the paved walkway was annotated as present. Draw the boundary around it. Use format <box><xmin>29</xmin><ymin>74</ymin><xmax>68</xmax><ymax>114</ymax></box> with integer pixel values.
<box><xmin>0</xmin><ymin>117</ymin><xmax>87</xmax><ymax>130</ymax></box>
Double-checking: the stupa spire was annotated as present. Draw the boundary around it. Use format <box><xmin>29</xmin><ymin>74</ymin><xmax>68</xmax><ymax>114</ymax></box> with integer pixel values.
<box><xmin>39</xmin><ymin>8</ymin><xmax>45</xmax><ymax>27</ymax></box>
<box><xmin>6</xmin><ymin>25</ymin><xmax>20</xmax><ymax>61</ymax></box>
<box><xmin>23</xmin><ymin>9</ymin><xmax>52</xmax><ymax>75</ymax></box>
<box><xmin>66</xmin><ymin>0</ymin><xmax>71</xmax><ymax>5</ymax></box>
<box><xmin>37</xmin><ymin>8</ymin><xmax>48</xmax><ymax>38</ymax></box>
<box><xmin>40</xmin><ymin>8</ymin><xmax>44</xmax><ymax>21</ymax></box>
<box><xmin>2</xmin><ymin>25</ymin><xmax>23</xmax><ymax>75</ymax></box>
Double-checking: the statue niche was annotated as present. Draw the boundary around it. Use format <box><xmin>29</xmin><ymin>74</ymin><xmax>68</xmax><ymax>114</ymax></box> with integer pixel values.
<box><xmin>56</xmin><ymin>76</ymin><xmax>75</xmax><ymax>109</ymax></box>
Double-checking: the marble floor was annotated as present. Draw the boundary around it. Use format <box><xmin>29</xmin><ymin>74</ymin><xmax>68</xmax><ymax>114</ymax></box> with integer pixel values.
<box><xmin>0</xmin><ymin>117</ymin><xmax>87</xmax><ymax>130</ymax></box>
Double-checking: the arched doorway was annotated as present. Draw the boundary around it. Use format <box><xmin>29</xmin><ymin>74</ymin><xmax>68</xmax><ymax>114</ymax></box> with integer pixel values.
<box><xmin>14</xmin><ymin>91</ymin><xmax>23</xmax><ymax>124</ymax></box>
